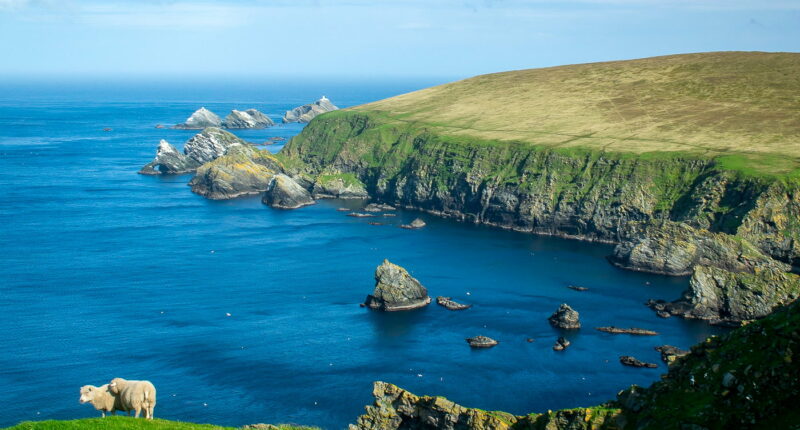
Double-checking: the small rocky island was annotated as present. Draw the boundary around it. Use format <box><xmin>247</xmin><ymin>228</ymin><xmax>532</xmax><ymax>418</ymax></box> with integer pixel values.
<box><xmin>175</xmin><ymin>107</ymin><xmax>275</xmax><ymax>130</ymax></box>
<box><xmin>436</xmin><ymin>296</ymin><xmax>471</xmax><ymax>310</ymax></box>
<box><xmin>262</xmin><ymin>174</ymin><xmax>315</xmax><ymax>209</ymax></box>
<box><xmin>364</xmin><ymin>260</ymin><xmax>431</xmax><ymax>311</ymax></box>
<box><xmin>283</xmin><ymin>96</ymin><xmax>339</xmax><ymax>124</ymax></box>
<box><xmin>139</xmin><ymin>127</ymin><xmax>247</xmax><ymax>175</ymax></box>
<box><xmin>400</xmin><ymin>218</ymin><xmax>426</xmax><ymax>229</ymax></box>
<box><xmin>174</xmin><ymin>107</ymin><xmax>222</xmax><ymax>129</ymax></box>
<box><xmin>466</xmin><ymin>336</ymin><xmax>498</xmax><ymax>348</ymax></box>
<box><xmin>548</xmin><ymin>303</ymin><xmax>581</xmax><ymax>329</ymax></box>
<box><xmin>619</xmin><ymin>356</ymin><xmax>658</xmax><ymax>368</ymax></box>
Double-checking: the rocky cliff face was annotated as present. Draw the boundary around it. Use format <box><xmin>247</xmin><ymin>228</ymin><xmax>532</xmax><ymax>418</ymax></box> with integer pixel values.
<box><xmin>140</xmin><ymin>127</ymin><xmax>247</xmax><ymax>175</ymax></box>
<box><xmin>282</xmin><ymin>96</ymin><xmax>339</xmax><ymax>124</ymax></box>
<box><xmin>188</xmin><ymin>145</ymin><xmax>284</xmax><ymax>199</ymax></box>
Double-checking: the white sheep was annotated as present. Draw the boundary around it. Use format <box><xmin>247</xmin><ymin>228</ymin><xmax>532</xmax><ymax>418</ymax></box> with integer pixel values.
<box><xmin>108</xmin><ymin>377</ymin><xmax>157</xmax><ymax>419</ymax></box>
<box><xmin>79</xmin><ymin>384</ymin><xmax>126</xmax><ymax>417</ymax></box>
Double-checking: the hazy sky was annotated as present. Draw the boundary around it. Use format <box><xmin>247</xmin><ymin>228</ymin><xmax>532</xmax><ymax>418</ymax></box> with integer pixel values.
<box><xmin>0</xmin><ymin>0</ymin><xmax>798</xmax><ymax>80</ymax></box>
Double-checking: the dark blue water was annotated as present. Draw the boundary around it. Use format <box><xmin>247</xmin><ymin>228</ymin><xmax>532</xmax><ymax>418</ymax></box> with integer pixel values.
<box><xmin>0</xmin><ymin>80</ymin><xmax>723</xmax><ymax>429</ymax></box>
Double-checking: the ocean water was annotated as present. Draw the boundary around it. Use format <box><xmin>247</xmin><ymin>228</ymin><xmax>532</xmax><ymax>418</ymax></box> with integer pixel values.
<box><xmin>0</xmin><ymin>80</ymin><xmax>724</xmax><ymax>429</ymax></box>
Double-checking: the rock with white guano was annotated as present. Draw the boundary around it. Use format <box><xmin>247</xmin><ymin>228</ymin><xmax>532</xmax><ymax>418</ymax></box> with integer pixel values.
<box><xmin>175</xmin><ymin>107</ymin><xmax>222</xmax><ymax>129</ymax></box>
<box><xmin>222</xmin><ymin>109</ymin><xmax>275</xmax><ymax>129</ymax></box>
<box><xmin>282</xmin><ymin>96</ymin><xmax>339</xmax><ymax>124</ymax></box>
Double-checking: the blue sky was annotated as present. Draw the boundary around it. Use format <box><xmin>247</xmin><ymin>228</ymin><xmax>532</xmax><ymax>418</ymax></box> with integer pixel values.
<box><xmin>0</xmin><ymin>0</ymin><xmax>798</xmax><ymax>80</ymax></box>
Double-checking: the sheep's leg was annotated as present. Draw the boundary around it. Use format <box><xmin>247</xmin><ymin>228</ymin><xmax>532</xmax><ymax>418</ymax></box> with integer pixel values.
<box><xmin>101</xmin><ymin>412</ymin><xmax>105</xmax><ymax>418</ymax></box>
<box><xmin>134</xmin><ymin>406</ymin><xmax>141</xmax><ymax>418</ymax></box>
<box><xmin>148</xmin><ymin>406</ymin><xmax>155</xmax><ymax>420</ymax></box>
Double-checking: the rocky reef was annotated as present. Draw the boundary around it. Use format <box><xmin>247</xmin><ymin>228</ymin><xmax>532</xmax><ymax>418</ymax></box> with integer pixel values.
<box><xmin>222</xmin><ymin>109</ymin><xmax>275</xmax><ymax>129</ymax></box>
<box><xmin>365</xmin><ymin>260</ymin><xmax>431</xmax><ymax>311</ymax></box>
<box><xmin>139</xmin><ymin>127</ymin><xmax>247</xmax><ymax>175</ymax></box>
<box><xmin>548</xmin><ymin>303</ymin><xmax>581</xmax><ymax>329</ymax></box>
<box><xmin>175</xmin><ymin>107</ymin><xmax>222</xmax><ymax>129</ymax></box>
<box><xmin>282</xmin><ymin>96</ymin><xmax>339</xmax><ymax>124</ymax></box>
<box><xmin>263</xmin><ymin>174</ymin><xmax>315</xmax><ymax>209</ymax></box>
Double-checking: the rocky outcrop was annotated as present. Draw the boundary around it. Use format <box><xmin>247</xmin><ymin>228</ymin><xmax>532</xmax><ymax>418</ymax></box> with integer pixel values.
<box><xmin>654</xmin><ymin>345</ymin><xmax>688</xmax><ymax>364</ymax></box>
<box><xmin>312</xmin><ymin>172</ymin><xmax>369</xmax><ymax>199</ymax></box>
<box><xmin>596</xmin><ymin>326</ymin><xmax>658</xmax><ymax>335</ymax></box>
<box><xmin>466</xmin><ymin>336</ymin><xmax>498</xmax><ymax>348</ymax></box>
<box><xmin>222</xmin><ymin>109</ymin><xmax>275</xmax><ymax>129</ymax></box>
<box><xmin>436</xmin><ymin>296</ymin><xmax>471</xmax><ymax>310</ymax></box>
<box><xmin>552</xmin><ymin>336</ymin><xmax>571</xmax><ymax>351</ymax></box>
<box><xmin>282</xmin><ymin>96</ymin><xmax>339</xmax><ymax>124</ymax></box>
<box><xmin>548</xmin><ymin>303</ymin><xmax>581</xmax><ymax>329</ymax></box>
<box><xmin>188</xmin><ymin>145</ymin><xmax>283</xmax><ymax>199</ymax></box>
<box><xmin>364</xmin><ymin>203</ymin><xmax>395</xmax><ymax>212</ymax></box>
<box><xmin>649</xmin><ymin>264</ymin><xmax>800</xmax><ymax>323</ymax></box>
<box><xmin>175</xmin><ymin>107</ymin><xmax>222</xmax><ymax>129</ymax></box>
<box><xmin>400</xmin><ymin>218</ymin><xmax>427</xmax><ymax>229</ymax></box>
<box><xmin>138</xmin><ymin>140</ymin><xmax>196</xmax><ymax>175</ymax></box>
<box><xmin>140</xmin><ymin>128</ymin><xmax>247</xmax><ymax>175</ymax></box>
<box><xmin>620</xmin><ymin>356</ymin><xmax>658</xmax><ymax>368</ymax></box>
<box><xmin>262</xmin><ymin>174</ymin><xmax>315</xmax><ymax>209</ymax></box>
<box><xmin>610</xmin><ymin>221</ymin><xmax>789</xmax><ymax>276</ymax></box>
<box><xmin>364</xmin><ymin>260</ymin><xmax>431</xmax><ymax>311</ymax></box>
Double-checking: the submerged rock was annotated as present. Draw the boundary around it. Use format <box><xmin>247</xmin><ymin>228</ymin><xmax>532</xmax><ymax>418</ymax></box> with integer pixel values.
<box><xmin>222</xmin><ymin>109</ymin><xmax>275</xmax><ymax>129</ymax></box>
<box><xmin>466</xmin><ymin>336</ymin><xmax>498</xmax><ymax>348</ymax></box>
<box><xmin>655</xmin><ymin>345</ymin><xmax>689</xmax><ymax>364</ymax></box>
<box><xmin>347</xmin><ymin>212</ymin><xmax>376</xmax><ymax>218</ymax></box>
<box><xmin>596</xmin><ymin>326</ymin><xmax>658</xmax><ymax>335</ymax></box>
<box><xmin>552</xmin><ymin>336</ymin><xmax>571</xmax><ymax>351</ymax></box>
<box><xmin>175</xmin><ymin>107</ymin><xmax>222</xmax><ymax>129</ymax></box>
<box><xmin>282</xmin><ymin>96</ymin><xmax>339</xmax><ymax>124</ymax></box>
<box><xmin>436</xmin><ymin>296</ymin><xmax>472</xmax><ymax>310</ymax></box>
<box><xmin>567</xmin><ymin>285</ymin><xmax>589</xmax><ymax>291</ymax></box>
<box><xmin>548</xmin><ymin>303</ymin><xmax>581</xmax><ymax>329</ymax></box>
<box><xmin>139</xmin><ymin>128</ymin><xmax>247</xmax><ymax>175</ymax></box>
<box><xmin>620</xmin><ymin>356</ymin><xmax>658</xmax><ymax>368</ymax></box>
<box><xmin>262</xmin><ymin>174</ymin><xmax>315</xmax><ymax>209</ymax></box>
<box><xmin>364</xmin><ymin>260</ymin><xmax>431</xmax><ymax>311</ymax></box>
<box><xmin>400</xmin><ymin>218</ymin><xmax>426</xmax><ymax>229</ymax></box>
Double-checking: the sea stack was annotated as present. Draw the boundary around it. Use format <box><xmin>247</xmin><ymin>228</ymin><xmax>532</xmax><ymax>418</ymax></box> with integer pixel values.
<box><xmin>364</xmin><ymin>260</ymin><xmax>431</xmax><ymax>311</ymax></box>
<box><xmin>400</xmin><ymin>218</ymin><xmax>426</xmax><ymax>229</ymax></box>
<box><xmin>262</xmin><ymin>174</ymin><xmax>315</xmax><ymax>209</ymax></box>
<box><xmin>175</xmin><ymin>107</ymin><xmax>222</xmax><ymax>129</ymax></box>
<box><xmin>282</xmin><ymin>96</ymin><xmax>339</xmax><ymax>124</ymax></box>
<box><xmin>548</xmin><ymin>303</ymin><xmax>581</xmax><ymax>329</ymax></box>
<box><xmin>222</xmin><ymin>109</ymin><xmax>275</xmax><ymax>129</ymax></box>
<box><xmin>139</xmin><ymin>128</ymin><xmax>247</xmax><ymax>175</ymax></box>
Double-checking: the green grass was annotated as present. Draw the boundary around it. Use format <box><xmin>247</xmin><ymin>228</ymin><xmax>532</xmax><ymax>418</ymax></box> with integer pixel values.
<box><xmin>2</xmin><ymin>417</ymin><xmax>316</xmax><ymax>430</ymax></box>
<box><xmin>348</xmin><ymin>52</ymin><xmax>800</xmax><ymax>177</ymax></box>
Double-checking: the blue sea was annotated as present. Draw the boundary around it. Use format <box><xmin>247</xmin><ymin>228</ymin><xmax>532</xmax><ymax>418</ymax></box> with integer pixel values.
<box><xmin>0</xmin><ymin>79</ymin><xmax>724</xmax><ymax>429</ymax></box>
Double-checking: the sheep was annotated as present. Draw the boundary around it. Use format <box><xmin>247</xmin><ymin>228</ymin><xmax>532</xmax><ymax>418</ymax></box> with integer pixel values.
<box><xmin>108</xmin><ymin>377</ymin><xmax>157</xmax><ymax>419</ymax></box>
<box><xmin>79</xmin><ymin>384</ymin><xmax>127</xmax><ymax>417</ymax></box>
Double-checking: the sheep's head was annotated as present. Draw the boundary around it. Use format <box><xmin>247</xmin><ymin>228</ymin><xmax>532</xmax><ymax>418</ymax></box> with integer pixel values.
<box><xmin>108</xmin><ymin>378</ymin><xmax>125</xmax><ymax>395</ymax></box>
<box><xmin>79</xmin><ymin>385</ymin><xmax>97</xmax><ymax>404</ymax></box>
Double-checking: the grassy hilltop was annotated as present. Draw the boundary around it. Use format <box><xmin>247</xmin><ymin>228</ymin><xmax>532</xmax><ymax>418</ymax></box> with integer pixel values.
<box><xmin>351</xmin><ymin>51</ymin><xmax>800</xmax><ymax>177</ymax></box>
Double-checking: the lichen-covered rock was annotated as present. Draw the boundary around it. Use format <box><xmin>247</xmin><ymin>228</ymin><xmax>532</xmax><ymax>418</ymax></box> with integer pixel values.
<box><xmin>736</xmin><ymin>181</ymin><xmax>800</xmax><ymax>267</ymax></box>
<box><xmin>262</xmin><ymin>174</ymin><xmax>315</xmax><ymax>209</ymax></box>
<box><xmin>138</xmin><ymin>140</ymin><xmax>195</xmax><ymax>175</ymax></box>
<box><xmin>364</xmin><ymin>260</ymin><xmax>430</xmax><ymax>311</ymax></box>
<box><xmin>437</xmin><ymin>296</ymin><xmax>471</xmax><ymax>310</ymax></box>
<box><xmin>610</xmin><ymin>221</ymin><xmax>788</xmax><ymax>276</ymax></box>
<box><xmin>188</xmin><ymin>145</ymin><xmax>283</xmax><ymax>199</ymax></box>
<box><xmin>312</xmin><ymin>172</ymin><xmax>368</xmax><ymax>199</ymax></box>
<box><xmin>222</xmin><ymin>109</ymin><xmax>275</xmax><ymax>129</ymax></box>
<box><xmin>140</xmin><ymin>128</ymin><xmax>247</xmax><ymax>175</ymax></box>
<box><xmin>653</xmin><ymin>264</ymin><xmax>800</xmax><ymax>323</ymax></box>
<box><xmin>548</xmin><ymin>303</ymin><xmax>581</xmax><ymax>329</ymax></box>
<box><xmin>466</xmin><ymin>335</ymin><xmax>498</xmax><ymax>348</ymax></box>
<box><xmin>654</xmin><ymin>345</ymin><xmax>689</xmax><ymax>364</ymax></box>
<box><xmin>175</xmin><ymin>107</ymin><xmax>222</xmax><ymax>129</ymax></box>
<box><xmin>282</xmin><ymin>96</ymin><xmax>339</xmax><ymax>124</ymax></box>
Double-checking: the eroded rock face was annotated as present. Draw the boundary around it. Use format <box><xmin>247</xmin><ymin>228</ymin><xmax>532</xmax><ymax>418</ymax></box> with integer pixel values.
<box><xmin>222</xmin><ymin>109</ymin><xmax>275</xmax><ymax>129</ymax></box>
<box><xmin>175</xmin><ymin>107</ymin><xmax>222</xmax><ymax>129</ymax></box>
<box><xmin>365</xmin><ymin>260</ymin><xmax>430</xmax><ymax>311</ymax></box>
<box><xmin>140</xmin><ymin>128</ymin><xmax>247</xmax><ymax>175</ymax></box>
<box><xmin>282</xmin><ymin>96</ymin><xmax>339</xmax><ymax>124</ymax></box>
<box><xmin>312</xmin><ymin>172</ymin><xmax>369</xmax><ymax>199</ymax></box>
<box><xmin>548</xmin><ymin>303</ymin><xmax>581</xmax><ymax>329</ymax></box>
<box><xmin>188</xmin><ymin>145</ymin><xmax>283</xmax><ymax>199</ymax></box>
<box><xmin>262</xmin><ymin>174</ymin><xmax>315</xmax><ymax>209</ymax></box>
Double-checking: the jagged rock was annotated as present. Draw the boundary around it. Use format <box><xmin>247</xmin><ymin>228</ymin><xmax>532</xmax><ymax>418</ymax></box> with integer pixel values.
<box><xmin>596</xmin><ymin>326</ymin><xmax>658</xmax><ymax>335</ymax></box>
<box><xmin>648</xmin><ymin>264</ymin><xmax>800</xmax><ymax>323</ymax></box>
<box><xmin>609</xmin><ymin>221</ymin><xmax>789</xmax><ymax>276</ymax></box>
<box><xmin>175</xmin><ymin>107</ymin><xmax>222</xmax><ymax>129</ymax></box>
<box><xmin>222</xmin><ymin>109</ymin><xmax>275</xmax><ymax>129</ymax></box>
<box><xmin>283</xmin><ymin>96</ymin><xmax>339</xmax><ymax>124</ymax></box>
<box><xmin>347</xmin><ymin>212</ymin><xmax>376</xmax><ymax>218</ymax></box>
<box><xmin>138</xmin><ymin>140</ymin><xmax>195</xmax><ymax>175</ymax></box>
<box><xmin>364</xmin><ymin>260</ymin><xmax>431</xmax><ymax>311</ymax></box>
<box><xmin>364</xmin><ymin>203</ymin><xmax>396</xmax><ymax>212</ymax></box>
<box><xmin>552</xmin><ymin>336</ymin><xmax>571</xmax><ymax>351</ymax></box>
<box><xmin>189</xmin><ymin>145</ymin><xmax>284</xmax><ymax>199</ymax></box>
<box><xmin>466</xmin><ymin>336</ymin><xmax>498</xmax><ymax>348</ymax></box>
<box><xmin>139</xmin><ymin>128</ymin><xmax>247</xmax><ymax>175</ymax></box>
<box><xmin>548</xmin><ymin>303</ymin><xmax>581</xmax><ymax>329</ymax></box>
<box><xmin>620</xmin><ymin>356</ymin><xmax>658</xmax><ymax>368</ymax></box>
<box><xmin>262</xmin><ymin>174</ymin><xmax>315</xmax><ymax>209</ymax></box>
<box><xmin>400</xmin><ymin>218</ymin><xmax>426</xmax><ymax>229</ymax></box>
<box><xmin>436</xmin><ymin>296</ymin><xmax>471</xmax><ymax>310</ymax></box>
<box><xmin>312</xmin><ymin>172</ymin><xmax>369</xmax><ymax>199</ymax></box>
<box><xmin>655</xmin><ymin>345</ymin><xmax>689</xmax><ymax>364</ymax></box>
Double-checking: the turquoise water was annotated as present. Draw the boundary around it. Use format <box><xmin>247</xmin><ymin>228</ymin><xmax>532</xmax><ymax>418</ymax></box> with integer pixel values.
<box><xmin>0</xmin><ymin>80</ymin><xmax>723</xmax><ymax>429</ymax></box>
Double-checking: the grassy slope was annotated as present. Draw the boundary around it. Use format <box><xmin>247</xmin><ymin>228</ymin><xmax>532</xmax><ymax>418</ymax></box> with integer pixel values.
<box><xmin>352</xmin><ymin>51</ymin><xmax>800</xmax><ymax>177</ymax></box>
<box><xmin>2</xmin><ymin>418</ymin><xmax>315</xmax><ymax>430</ymax></box>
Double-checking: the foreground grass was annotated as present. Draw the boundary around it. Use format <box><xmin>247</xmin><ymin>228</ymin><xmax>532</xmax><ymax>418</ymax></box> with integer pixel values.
<box><xmin>2</xmin><ymin>417</ymin><xmax>317</xmax><ymax>430</ymax></box>
<box><xmin>352</xmin><ymin>51</ymin><xmax>800</xmax><ymax>176</ymax></box>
